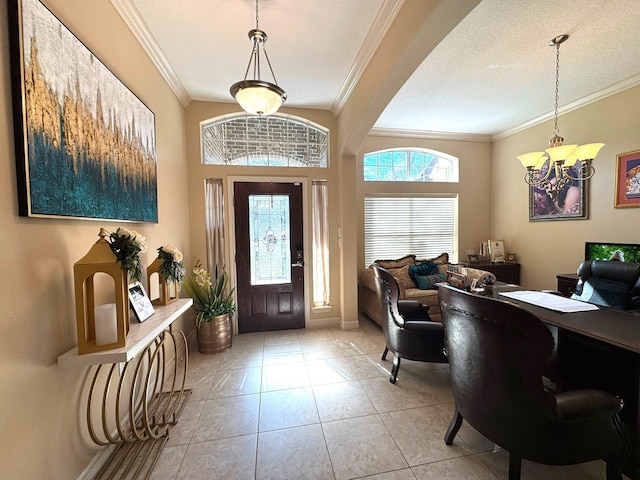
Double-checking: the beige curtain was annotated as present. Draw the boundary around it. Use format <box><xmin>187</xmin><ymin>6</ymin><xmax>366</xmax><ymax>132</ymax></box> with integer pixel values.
<box><xmin>312</xmin><ymin>180</ymin><xmax>330</xmax><ymax>306</ymax></box>
<box><xmin>205</xmin><ymin>178</ymin><xmax>225</xmax><ymax>274</ymax></box>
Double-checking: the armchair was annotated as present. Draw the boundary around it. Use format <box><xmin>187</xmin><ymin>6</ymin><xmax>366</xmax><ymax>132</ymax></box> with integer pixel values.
<box><xmin>439</xmin><ymin>285</ymin><xmax>629</xmax><ymax>480</ymax></box>
<box><xmin>372</xmin><ymin>264</ymin><xmax>447</xmax><ymax>384</ymax></box>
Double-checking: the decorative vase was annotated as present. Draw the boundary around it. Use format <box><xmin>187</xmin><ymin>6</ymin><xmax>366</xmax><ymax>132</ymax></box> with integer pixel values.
<box><xmin>197</xmin><ymin>313</ymin><xmax>233</xmax><ymax>354</ymax></box>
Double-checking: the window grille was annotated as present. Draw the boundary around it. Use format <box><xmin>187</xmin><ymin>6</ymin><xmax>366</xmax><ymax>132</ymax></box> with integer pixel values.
<box><xmin>363</xmin><ymin>148</ymin><xmax>458</xmax><ymax>182</ymax></box>
<box><xmin>202</xmin><ymin>113</ymin><xmax>328</xmax><ymax>167</ymax></box>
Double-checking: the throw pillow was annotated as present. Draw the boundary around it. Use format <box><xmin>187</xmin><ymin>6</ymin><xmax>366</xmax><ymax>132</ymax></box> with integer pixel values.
<box><xmin>408</xmin><ymin>261</ymin><xmax>438</xmax><ymax>282</ymax></box>
<box><xmin>388</xmin><ymin>264</ymin><xmax>416</xmax><ymax>289</ymax></box>
<box><xmin>414</xmin><ymin>273</ymin><xmax>446</xmax><ymax>290</ymax></box>
<box><xmin>416</xmin><ymin>253</ymin><xmax>449</xmax><ymax>273</ymax></box>
<box><xmin>375</xmin><ymin>254</ymin><xmax>416</xmax><ymax>269</ymax></box>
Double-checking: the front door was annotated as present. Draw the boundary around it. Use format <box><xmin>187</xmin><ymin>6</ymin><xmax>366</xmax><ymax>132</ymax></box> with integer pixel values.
<box><xmin>233</xmin><ymin>182</ymin><xmax>305</xmax><ymax>333</ymax></box>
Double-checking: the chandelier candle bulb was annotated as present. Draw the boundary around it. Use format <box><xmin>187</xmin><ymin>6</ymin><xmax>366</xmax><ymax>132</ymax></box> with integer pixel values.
<box><xmin>94</xmin><ymin>303</ymin><xmax>118</xmax><ymax>346</ymax></box>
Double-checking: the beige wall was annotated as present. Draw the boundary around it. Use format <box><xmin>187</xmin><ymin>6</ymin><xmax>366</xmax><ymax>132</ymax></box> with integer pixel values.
<box><xmin>356</xmin><ymin>135</ymin><xmax>493</xmax><ymax>269</ymax></box>
<box><xmin>492</xmin><ymin>84</ymin><xmax>640</xmax><ymax>290</ymax></box>
<box><xmin>0</xmin><ymin>0</ymin><xmax>190</xmax><ymax>478</ymax></box>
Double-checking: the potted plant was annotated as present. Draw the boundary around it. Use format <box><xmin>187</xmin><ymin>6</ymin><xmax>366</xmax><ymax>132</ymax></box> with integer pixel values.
<box><xmin>183</xmin><ymin>261</ymin><xmax>236</xmax><ymax>353</ymax></box>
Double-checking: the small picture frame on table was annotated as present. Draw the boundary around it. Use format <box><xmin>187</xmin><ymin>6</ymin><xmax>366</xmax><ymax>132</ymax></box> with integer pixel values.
<box><xmin>467</xmin><ymin>253</ymin><xmax>480</xmax><ymax>264</ymax></box>
<box><xmin>506</xmin><ymin>253</ymin><xmax>517</xmax><ymax>263</ymax></box>
<box><xmin>489</xmin><ymin>240</ymin><xmax>505</xmax><ymax>263</ymax></box>
<box><xmin>128</xmin><ymin>282</ymin><xmax>155</xmax><ymax>322</ymax></box>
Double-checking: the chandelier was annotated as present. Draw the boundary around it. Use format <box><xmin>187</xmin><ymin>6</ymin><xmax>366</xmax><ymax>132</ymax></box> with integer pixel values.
<box><xmin>517</xmin><ymin>34</ymin><xmax>603</xmax><ymax>202</ymax></box>
<box><xmin>230</xmin><ymin>0</ymin><xmax>287</xmax><ymax>116</ymax></box>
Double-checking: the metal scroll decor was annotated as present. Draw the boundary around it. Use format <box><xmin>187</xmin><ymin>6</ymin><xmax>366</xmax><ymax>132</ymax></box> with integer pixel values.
<box><xmin>8</xmin><ymin>0</ymin><xmax>158</xmax><ymax>221</ymax></box>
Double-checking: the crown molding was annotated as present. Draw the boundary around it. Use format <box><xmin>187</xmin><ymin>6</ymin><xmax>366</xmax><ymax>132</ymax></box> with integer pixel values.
<box><xmin>110</xmin><ymin>0</ymin><xmax>191</xmax><ymax>107</ymax></box>
<box><xmin>369</xmin><ymin>127</ymin><xmax>492</xmax><ymax>143</ymax></box>
<box><xmin>494</xmin><ymin>73</ymin><xmax>640</xmax><ymax>142</ymax></box>
<box><xmin>331</xmin><ymin>0</ymin><xmax>405</xmax><ymax>116</ymax></box>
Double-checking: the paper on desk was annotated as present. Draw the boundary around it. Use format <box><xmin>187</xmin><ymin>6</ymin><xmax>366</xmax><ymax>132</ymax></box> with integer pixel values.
<box><xmin>499</xmin><ymin>290</ymin><xmax>600</xmax><ymax>313</ymax></box>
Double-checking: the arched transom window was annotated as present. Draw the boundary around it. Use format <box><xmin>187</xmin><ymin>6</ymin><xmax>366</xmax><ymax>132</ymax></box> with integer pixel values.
<box><xmin>363</xmin><ymin>148</ymin><xmax>458</xmax><ymax>182</ymax></box>
<box><xmin>202</xmin><ymin>113</ymin><xmax>329</xmax><ymax>167</ymax></box>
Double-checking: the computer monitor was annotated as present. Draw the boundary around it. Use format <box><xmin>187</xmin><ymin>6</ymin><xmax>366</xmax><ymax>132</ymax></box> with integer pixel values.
<box><xmin>584</xmin><ymin>242</ymin><xmax>640</xmax><ymax>263</ymax></box>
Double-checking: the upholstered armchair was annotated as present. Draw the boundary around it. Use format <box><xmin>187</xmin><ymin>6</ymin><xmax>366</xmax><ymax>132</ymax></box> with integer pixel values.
<box><xmin>372</xmin><ymin>264</ymin><xmax>448</xmax><ymax>384</ymax></box>
<box><xmin>439</xmin><ymin>285</ymin><xmax>629</xmax><ymax>480</ymax></box>
<box><xmin>571</xmin><ymin>260</ymin><xmax>640</xmax><ymax>309</ymax></box>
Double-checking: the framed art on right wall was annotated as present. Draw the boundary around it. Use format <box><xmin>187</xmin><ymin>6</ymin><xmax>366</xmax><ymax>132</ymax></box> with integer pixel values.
<box><xmin>615</xmin><ymin>149</ymin><xmax>640</xmax><ymax>208</ymax></box>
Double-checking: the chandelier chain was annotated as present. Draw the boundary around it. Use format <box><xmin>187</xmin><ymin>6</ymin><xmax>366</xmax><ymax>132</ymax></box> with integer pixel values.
<box><xmin>255</xmin><ymin>0</ymin><xmax>260</xmax><ymax>29</ymax></box>
<box><xmin>553</xmin><ymin>41</ymin><xmax>560</xmax><ymax>137</ymax></box>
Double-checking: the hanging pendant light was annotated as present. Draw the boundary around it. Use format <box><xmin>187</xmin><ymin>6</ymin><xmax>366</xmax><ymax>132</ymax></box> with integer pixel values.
<box><xmin>230</xmin><ymin>0</ymin><xmax>286</xmax><ymax>116</ymax></box>
<box><xmin>517</xmin><ymin>34</ymin><xmax>603</xmax><ymax>202</ymax></box>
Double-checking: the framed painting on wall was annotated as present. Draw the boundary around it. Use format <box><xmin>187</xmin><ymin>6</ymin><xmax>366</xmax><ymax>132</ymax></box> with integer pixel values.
<box><xmin>7</xmin><ymin>0</ymin><xmax>158</xmax><ymax>222</ymax></box>
<box><xmin>529</xmin><ymin>163</ymin><xmax>587</xmax><ymax>221</ymax></box>
<box><xmin>614</xmin><ymin>149</ymin><xmax>640</xmax><ymax>208</ymax></box>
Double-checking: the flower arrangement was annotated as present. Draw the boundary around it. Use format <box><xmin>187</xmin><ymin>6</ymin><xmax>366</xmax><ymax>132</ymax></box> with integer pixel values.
<box><xmin>108</xmin><ymin>227</ymin><xmax>147</xmax><ymax>282</ymax></box>
<box><xmin>183</xmin><ymin>261</ymin><xmax>236</xmax><ymax>328</ymax></box>
<box><xmin>156</xmin><ymin>245</ymin><xmax>185</xmax><ymax>284</ymax></box>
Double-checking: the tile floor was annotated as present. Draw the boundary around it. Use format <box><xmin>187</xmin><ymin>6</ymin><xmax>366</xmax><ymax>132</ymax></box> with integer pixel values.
<box><xmin>150</xmin><ymin>316</ymin><xmax>615</xmax><ymax>480</ymax></box>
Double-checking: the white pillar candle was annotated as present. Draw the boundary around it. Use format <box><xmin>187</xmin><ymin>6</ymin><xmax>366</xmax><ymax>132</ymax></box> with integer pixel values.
<box><xmin>95</xmin><ymin>303</ymin><xmax>118</xmax><ymax>346</ymax></box>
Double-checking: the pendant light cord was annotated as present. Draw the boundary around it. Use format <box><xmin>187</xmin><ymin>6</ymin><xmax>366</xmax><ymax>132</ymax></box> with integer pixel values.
<box><xmin>553</xmin><ymin>41</ymin><xmax>560</xmax><ymax>137</ymax></box>
<box><xmin>255</xmin><ymin>0</ymin><xmax>260</xmax><ymax>30</ymax></box>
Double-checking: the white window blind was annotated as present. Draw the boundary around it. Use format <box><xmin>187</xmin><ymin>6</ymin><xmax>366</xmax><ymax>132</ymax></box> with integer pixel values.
<box><xmin>364</xmin><ymin>195</ymin><xmax>457</xmax><ymax>267</ymax></box>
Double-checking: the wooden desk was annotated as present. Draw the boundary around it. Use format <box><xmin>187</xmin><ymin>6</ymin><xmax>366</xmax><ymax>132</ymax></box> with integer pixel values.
<box><xmin>498</xmin><ymin>285</ymin><xmax>640</xmax><ymax>478</ymax></box>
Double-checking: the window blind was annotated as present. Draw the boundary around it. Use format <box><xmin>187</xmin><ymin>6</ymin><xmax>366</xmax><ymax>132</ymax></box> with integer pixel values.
<box><xmin>364</xmin><ymin>195</ymin><xmax>457</xmax><ymax>267</ymax></box>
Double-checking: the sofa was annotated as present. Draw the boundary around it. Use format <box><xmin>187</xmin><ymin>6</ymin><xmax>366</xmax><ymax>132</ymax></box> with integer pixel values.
<box><xmin>358</xmin><ymin>253</ymin><xmax>496</xmax><ymax>325</ymax></box>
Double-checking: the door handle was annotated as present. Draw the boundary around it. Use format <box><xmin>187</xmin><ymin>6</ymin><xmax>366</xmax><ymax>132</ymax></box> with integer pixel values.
<box><xmin>291</xmin><ymin>262</ymin><xmax>304</xmax><ymax>268</ymax></box>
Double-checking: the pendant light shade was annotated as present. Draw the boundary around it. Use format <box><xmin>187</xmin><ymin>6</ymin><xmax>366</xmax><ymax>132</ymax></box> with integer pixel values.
<box><xmin>230</xmin><ymin>79</ymin><xmax>286</xmax><ymax>116</ymax></box>
<box><xmin>230</xmin><ymin>2</ymin><xmax>286</xmax><ymax>115</ymax></box>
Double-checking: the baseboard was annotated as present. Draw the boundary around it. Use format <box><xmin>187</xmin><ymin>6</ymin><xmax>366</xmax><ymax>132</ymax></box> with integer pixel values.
<box><xmin>341</xmin><ymin>318</ymin><xmax>360</xmax><ymax>330</ymax></box>
<box><xmin>78</xmin><ymin>444</ymin><xmax>119</xmax><ymax>480</ymax></box>
<box><xmin>306</xmin><ymin>316</ymin><xmax>341</xmax><ymax>329</ymax></box>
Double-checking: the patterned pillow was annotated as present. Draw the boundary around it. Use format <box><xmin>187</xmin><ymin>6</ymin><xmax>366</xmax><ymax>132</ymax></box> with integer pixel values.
<box><xmin>375</xmin><ymin>254</ymin><xmax>416</xmax><ymax>269</ymax></box>
<box><xmin>388</xmin><ymin>264</ymin><xmax>417</xmax><ymax>289</ymax></box>
<box><xmin>414</xmin><ymin>273</ymin><xmax>447</xmax><ymax>290</ymax></box>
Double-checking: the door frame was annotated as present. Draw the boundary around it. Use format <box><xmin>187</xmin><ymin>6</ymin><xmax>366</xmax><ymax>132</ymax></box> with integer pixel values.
<box><xmin>227</xmin><ymin>176</ymin><xmax>310</xmax><ymax>334</ymax></box>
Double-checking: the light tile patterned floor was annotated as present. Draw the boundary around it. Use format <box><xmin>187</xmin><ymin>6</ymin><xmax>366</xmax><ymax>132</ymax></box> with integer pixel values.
<box><xmin>151</xmin><ymin>316</ymin><xmax>614</xmax><ymax>480</ymax></box>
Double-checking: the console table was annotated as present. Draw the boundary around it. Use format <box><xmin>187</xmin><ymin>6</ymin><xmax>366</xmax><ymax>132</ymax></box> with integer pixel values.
<box><xmin>58</xmin><ymin>298</ymin><xmax>193</xmax><ymax>479</ymax></box>
<box><xmin>464</xmin><ymin>262</ymin><xmax>521</xmax><ymax>285</ymax></box>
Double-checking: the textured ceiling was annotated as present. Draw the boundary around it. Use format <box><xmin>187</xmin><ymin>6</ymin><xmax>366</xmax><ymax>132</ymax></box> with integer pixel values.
<box><xmin>112</xmin><ymin>0</ymin><xmax>640</xmax><ymax>139</ymax></box>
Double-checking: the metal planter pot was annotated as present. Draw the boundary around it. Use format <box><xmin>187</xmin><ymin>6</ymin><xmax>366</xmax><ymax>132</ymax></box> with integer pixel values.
<box><xmin>197</xmin><ymin>313</ymin><xmax>232</xmax><ymax>354</ymax></box>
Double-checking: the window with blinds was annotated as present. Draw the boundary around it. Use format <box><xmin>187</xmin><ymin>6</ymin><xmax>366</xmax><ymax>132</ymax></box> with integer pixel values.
<box><xmin>364</xmin><ymin>195</ymin><xmax>457</xmax><ymax>267</ymax></box>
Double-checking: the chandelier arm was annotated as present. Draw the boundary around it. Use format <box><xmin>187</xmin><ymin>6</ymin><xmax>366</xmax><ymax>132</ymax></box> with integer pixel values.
<box><xmin>262</xmin><ymin>47</ymin><xmax>280</xmax><ymax>86</ymax></box>
<box><xmin>563</xmin><ymin>162</ymin><xmax>595</xmax><ymax>181</ymax></box>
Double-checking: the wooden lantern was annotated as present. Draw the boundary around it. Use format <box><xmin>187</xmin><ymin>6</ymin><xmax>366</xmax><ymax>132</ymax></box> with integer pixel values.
<box><xmin>74</xmin><ymin>228</ymin><xmax>129</xmax><ymax>354</ymax></box>
<box><xmin>147</xmin><ymin>258</ymin><xmax>179</xmax><ymax>306</ymax></box>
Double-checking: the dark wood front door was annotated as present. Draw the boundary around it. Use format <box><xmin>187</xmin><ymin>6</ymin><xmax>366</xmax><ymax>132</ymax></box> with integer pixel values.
<box><xmin>233</xmin><ymin>182</ymin><xmax>305</xmax><ymax>333</ymax></box>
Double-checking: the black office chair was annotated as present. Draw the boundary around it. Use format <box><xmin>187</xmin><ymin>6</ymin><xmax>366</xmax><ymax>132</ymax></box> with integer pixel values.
<box><xmin>572</xmin><ymin>260</ymin><xmax>640</xmax><ymax>309</ymax></box>
<box><xmin>439</xmin><ymin>285</ymin><xmax>629</xmax><ymax>480</ymax></box>
<box><xmin>372</xmin><ymin>264</ymin><xmax>448</xmax><ymax>384</ymax></box>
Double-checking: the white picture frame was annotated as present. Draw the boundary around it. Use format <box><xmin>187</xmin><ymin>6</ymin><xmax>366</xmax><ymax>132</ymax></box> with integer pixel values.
<box><xmin>489</xmin><ymin>240</ymin><xmax>505</xmax><ymax>263</ymax></box>
<box><xmin>128</xmin><ymin>282</ymin><xmax>155</xmax><ymax>322</ymax></box>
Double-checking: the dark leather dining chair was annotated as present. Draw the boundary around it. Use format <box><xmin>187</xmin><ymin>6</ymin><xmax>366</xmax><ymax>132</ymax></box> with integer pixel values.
<box><xmin>438</xmin><ymin>285</ymin><xmax>629</xmax><ymax>480</ymax></box>
<box><xmin>373</xmin><ymin>264</ymin><xmax>447</xmax><ymax>384</ymax></box>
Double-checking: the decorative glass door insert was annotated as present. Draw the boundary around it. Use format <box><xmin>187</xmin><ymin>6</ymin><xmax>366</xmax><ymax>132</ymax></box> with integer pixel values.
<box><xmin>248</xmin><ymin>194</ymin><xmax>291</xmax><ymax>285</ymax></box>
